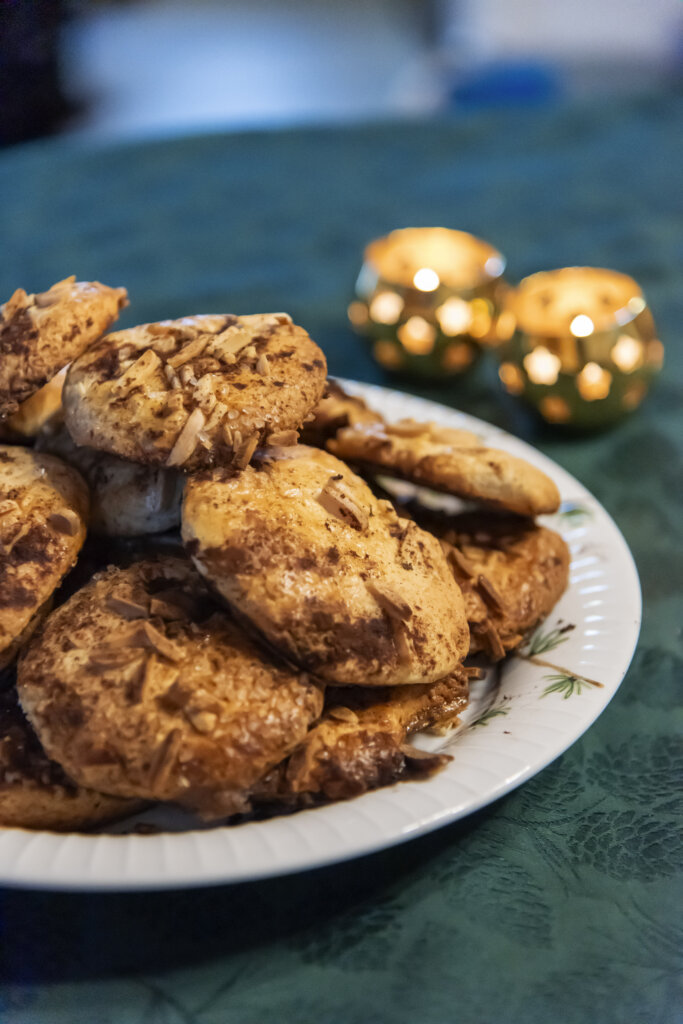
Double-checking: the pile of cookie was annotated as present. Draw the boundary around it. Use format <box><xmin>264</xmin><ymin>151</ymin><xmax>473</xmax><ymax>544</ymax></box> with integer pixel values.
<box><xmin>0</xmin><ymin>278</ymin><xmax>569</xmax><ymax>831</ymax></box>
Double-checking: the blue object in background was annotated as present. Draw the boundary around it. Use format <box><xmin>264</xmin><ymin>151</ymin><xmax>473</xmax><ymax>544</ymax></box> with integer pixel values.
<box><xmin>451</xmin><ymin>59</ymin><xmax>563</xmax><ymax>108</ymax></box>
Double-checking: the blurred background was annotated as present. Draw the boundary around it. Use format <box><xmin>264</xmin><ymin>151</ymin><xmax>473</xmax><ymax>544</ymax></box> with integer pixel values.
<box><xmin>1</xmin><ymin>0</ymin><xmax>682</xmax><ymax>147</ymax></box>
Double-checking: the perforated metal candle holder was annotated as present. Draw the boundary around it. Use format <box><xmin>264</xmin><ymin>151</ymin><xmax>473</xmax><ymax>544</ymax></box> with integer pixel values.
<box><xmin>348</xmin><ymin>227</ymin><xmax>508</xmax><ymax>378</ymax></box>
<box><xmin>495</xmin><ymin>267</ymin><xmax>663</xmax><ymax>428</ymax></box>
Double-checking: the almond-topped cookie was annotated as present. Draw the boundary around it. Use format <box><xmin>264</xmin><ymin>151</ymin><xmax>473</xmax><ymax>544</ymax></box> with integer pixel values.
<box><xmin>62</xmin><ymin>313</ymin><xmax>327</xmax><ymax>472</ymax></box>
<box><xmin>414</xmin><ymin>509</ymin><xmax>570</xmax><ymax>659</ymax></box>
<box><xmin>182</xmin><ymin>445</ymin><xmax>470</xmax><ymax>686</ymax></box>
<box><xmin>0</xmin><ymin>687</ymin><xmax>139</xmax><ymax>831</ymax></box>
<box><xmin>328</xmin><ymin>419</ymin><xmax>561</xmax><ymax>517</ymax></box>
<box><xmin>37</xmin><ymin>419</ymin><xmax>184</xmax><ymax>537</ymax></box>
<box><xmin>17</xmin><ymin>558</ymin><xmax>324</xmax><ymax>818</ymax></box>
<box><xmin>0</xmin><ymin>277</ymin><xmax>127</xmax><ymax>419</ymax></box>
<box><xmin>0</xmin><ymin>446</ymin><xmax>89</xmax><ymax>669</ymax></box>
<box><xmin>257</xmin><ymin>668</ymin><xmax>471</xmax><ymax>805</ymax></box>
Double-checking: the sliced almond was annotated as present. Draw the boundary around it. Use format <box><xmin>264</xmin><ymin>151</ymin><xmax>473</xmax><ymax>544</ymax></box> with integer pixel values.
<box><xmin>48</xmin><ymin>509</ymin><xmax>81</xmax><ymax>536</ymax></box>
<box><xmin>233</xmin><ymin>433</ymin><xmax>259</xmax><ymax>469</ymax></box>
<box><xmin>472</xmin><ymin>620</ymin><xmax>506</xmax><ymax>661</ymax></box>
<box><xmin>88</xmin><ymin>647</ymin><xmax>140</xmax><ymax>670</ymax></box>
<box><xmin>33</xmin><ymin>289</ymin><xmax>61</xmax><ymax>309</ymax></box>
<box><xmin>386</xmin><ymin>420</ymin><xmax>429</xmax><ymax>438</ymax></box>
<box><xmin>365</xmin><ymin>580</ymin><xmax>412</xmax><ymax>621</ymax></box>
<box><xmin>317</xmin><ymin>477</ymin><xmax>369</xmax><ymax>531</ymax></box>
<box><xmin>125</xmin><ymin>620</ymin><xmax>183</xmax><ymax>661</ymax></box>
<box><xmin>202</xmin><ymin>400</ymin><xmax>227</xmax><ymax>433</ymax></box>
<box><xmin>327</xmin><ymin>706</ymin><xmax>359</xmax><ymax>724</ymax></box>
<box><xmin>256</xmin><ymin>353</ymin><xmax>270</xmax><ymax>376</ymax></box>
<box><xmin>150</xmin><ymin>597</ymin><xmax>184</xmax><ymax>620</ymax></box>
<box><xmin>148</xmin><ymin>323</ymin><xmax>196</xmax><ymax>341</ymax></box>
<box><xmin>148</xmin><ymin>728</ymin><xmax>183</xmax><ymax>793</ymax></box>
<box><xmin>265</xmin><ymin>429</ymin><xmax>298</xmax><ymax>446</ymax></box>
<box><xmin>126</xmin><ymin>653</ymin><xmax>175</xmax><ymax>704</ymax></box>
<box><xmin>113</xmin><ymin>348</ymin><xmax>161</xmax><ymax>393</ymax></box>
<box><xmin>475</xmin><ymin>574</ymin><xmax>506</xmax><ymax>614</ymax></box>
<box><xmin>166</xmin><ymin>335</ymin><xmax>208</xmax><ymax>369</ymax></box>
<box><xmin>164</xmin><ymin>363</ymin><xmax>180</xmax><ymax>388</ymax></box>
<box><xmin>392</xmin><ymin>621</ymin><xmax>414</xmax><ymax>666</ymax></box>
<box><xmin>445</xmin><ymin>544</ymin><xmax>476</xmax><ymax>580</ymax></box>
<box><xmin>400</xmin><ymin>743</ymin><xmax>443</xmax><ymax>761</ymax></box>
<box><xmin>399</xmin><ymin>744</ymin><xmax>452</xmax><ymax>775</ymax></box>
<box><xmin>214</xmin><ymin>327</ymin><xmax>253</xmax><ymax>359</ymax></box>
<box><xmin>178</xmin><ymin>364</ymin><xmax>197</xmax><ymax>387</ymax></box>
<box><xmin>186</xmin><ymin>709</ymin><xmax>218</xmax><ymax>734</ymax></box>
<box><xmin>106</xmin><ymin>592</ymin><xmax>149</xmax><ymax>620</ymax></box>
<box><xmin>166</xmin><ymin>407</ymin><xmax>206</xmax><ymax>467</ymax></box>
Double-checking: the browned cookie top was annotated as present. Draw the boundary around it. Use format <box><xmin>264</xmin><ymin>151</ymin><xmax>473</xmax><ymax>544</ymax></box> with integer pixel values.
<box><xmin>0</xmin><ymin>445</ymin><xmax>89</xmax><ymax>668</ymax></box>
<box><xmin>182</xmin><ymin>445</ymin><xmax>470</xmax><ymax>687</ymax></box>
<box><xmin>421</xmin><ymin>510</ymin><xmax>570</xmax><ymax>659</ymax></box>
<box><xmin>17</xmin><ymin>558</ymin><xmax>324</xmax><ymax>818</ymax></box>
<box><xmin>0</xmin><ymin>687</ymin><xmax>137</xmax><ymax>831</ymax></box>
<box><xmin>0</xmin><ymin>278</ymin><xmax>128</xmax><ymax>419</ymax></box>
<box><xmin>63</xmin><ymin>313</ymin><xmax>327</xmax><ymax>472</ymax></box>
<box><xmin>329</xmin><ymin>419</ymin><xmax>561</xmax><ymax>517</ymax></box>
<box><xmin>266</xmin><ymin>669</ymin><xmax>470</xmax><ymax>803</ymax></box>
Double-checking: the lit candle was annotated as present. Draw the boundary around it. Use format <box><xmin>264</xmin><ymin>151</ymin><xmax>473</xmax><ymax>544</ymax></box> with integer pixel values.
<box><xmin>496</xmin><ymin>267</ymin><xmax>663</xmax><ymax>427</ymax></box>
<box><xmin>349</xmin><ymin>227</ymin><xmax>507</xmax><ymax>378</ymax></box>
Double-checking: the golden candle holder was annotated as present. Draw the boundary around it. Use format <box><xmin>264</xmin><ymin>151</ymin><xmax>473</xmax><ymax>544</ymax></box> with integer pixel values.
<box><xmin>495</xmin><ymin>267</ymin><xmax>663</xmax><ymax>428</ymax></box>
<box><xmin>348</xmin><ymin>227</ymin><xmax>508</xmax><ymax>378</ymax></box>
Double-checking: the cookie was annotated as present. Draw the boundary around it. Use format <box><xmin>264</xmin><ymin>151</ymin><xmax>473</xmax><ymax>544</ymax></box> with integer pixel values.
<box><xmin>0</xmin><ymin>687</ymin><xmax>138</xmax><ymax>831</ymax></box>
<box><xmin>0</xmin><ymin>369</ymin><xmax>66</xmax><ymax>442</ymax></box>
<box><xmin>0</xmin><ymin>446</ymin><xmax>88</xmax><ymax>669</ymax></box>
<box><xmin>37</xmin><ymin>419</ymin><xmax>183</xmax><ymax>537</ymax></box>
<box><xmin>300</xmin><ymin>378</ymin><xmax>384</xmax><ymax>447</ymax></box>
<box><xmin>63</xmin><ymin>313</ymin><xmax>327</xmax><ymax>472</ymax></box>
<box><xmin>258</xmin><ymin>668</ymin><xmax>470</xmax><ymax>804</ymax></box>
<box><xmin>0</xmin><ymin>277</ymin><xmax>128</xmax><ymax>419</ymax></box>
<box><xmin>17</xmin><ymin>558</ymin><xmax>324</xmax><ymax>818</ymax></box>
<box><xmin>182</xmin><ymin>445</ymin><xmax>470</xmax><ymax>686</ymax></box>
<box><xmin>419</xmin><ymin>510</ymin><xmax>570</xmax><ymax>658</ymax></box>
<box><xmin>328</xmin><ymin>420</ymin><xmax>561</xmax><ymax>517</ymax></box>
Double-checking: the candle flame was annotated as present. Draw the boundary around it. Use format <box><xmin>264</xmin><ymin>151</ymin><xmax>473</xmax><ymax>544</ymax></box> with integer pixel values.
<box><xmin>570</xmin><ymin>314</ymin><xmax>594</xmax><ymax>338</ymax></box>
<box><xmin>413</xmin><ymin>268</ymin><xmax>440</xmax><ymax>292</ymax></box>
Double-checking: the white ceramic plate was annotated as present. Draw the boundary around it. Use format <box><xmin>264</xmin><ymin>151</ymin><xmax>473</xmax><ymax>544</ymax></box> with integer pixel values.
<box><xmin>0</xmin><ymin>382</ymin><xmax>641</xmax><ymax>890</ymax></box>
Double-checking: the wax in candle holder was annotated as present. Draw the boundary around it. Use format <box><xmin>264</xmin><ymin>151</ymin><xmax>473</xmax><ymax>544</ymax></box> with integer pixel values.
<box><xmin>349</xmin><ymin>227</ymin><xmax>507</xmax><ymax>378</ymax></box>
<box><xmin>495</xmin><ymin>267</ymin><xmax>663</xmax><ymax>428</ymax></box>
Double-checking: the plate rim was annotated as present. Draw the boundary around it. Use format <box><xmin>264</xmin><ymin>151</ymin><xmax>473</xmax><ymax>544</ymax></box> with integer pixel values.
<box><xmin>0</xmin><ymin>380</ymin><xmax>642</xmax><ymax>891</ymax></box>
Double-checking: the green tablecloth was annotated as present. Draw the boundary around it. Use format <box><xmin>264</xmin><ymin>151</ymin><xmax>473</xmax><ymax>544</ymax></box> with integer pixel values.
<box><xmin>0</xmin><ymin>94</ymin><xmax>681</xmax><ymax>1023</ymax></box>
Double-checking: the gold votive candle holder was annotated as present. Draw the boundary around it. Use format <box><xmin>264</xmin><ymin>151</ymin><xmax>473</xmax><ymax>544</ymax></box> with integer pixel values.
<box><xmin>348</xmin><ymin>227</ymin><xmax>508</xmax><ymax>378</ymax></box>
<box><xmin>496</xmin><ymin>267</ymin><xmax>663</xmax><ymax>428</ymax></box>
